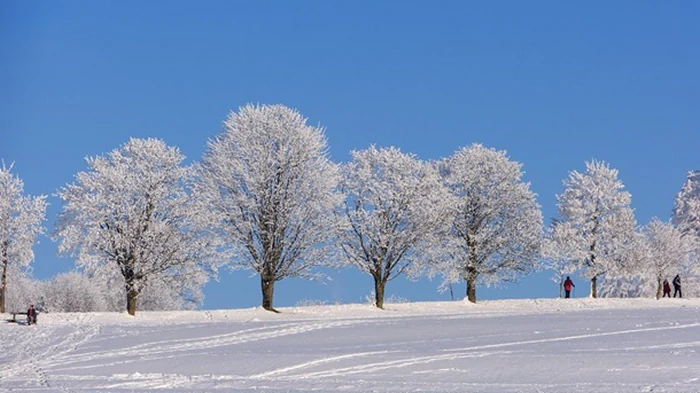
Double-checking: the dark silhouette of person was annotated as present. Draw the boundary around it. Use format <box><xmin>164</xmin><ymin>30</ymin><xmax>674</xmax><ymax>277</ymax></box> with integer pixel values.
<box><xmin>673</xmin><ymin>274</ymin><xmax>682</xmax><ymax>298</ymax></box>
<box><xmin>564</xmin><ymin>276</ymin><xmax>575</xmax><ymax>298</ymax></box>
<box><xmin>663</xmin><ymin>279</ymin><xmax>671</xmax><ymax>298</ymax></box>
<box><xmin>27</xmin><ymin>304</ymin><xmax>37</xmax><ymax>325</ymax></box>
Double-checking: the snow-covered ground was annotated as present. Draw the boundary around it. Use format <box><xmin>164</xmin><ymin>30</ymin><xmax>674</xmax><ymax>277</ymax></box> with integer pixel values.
<box><xmin>1</xmin><ymin>298</ymin><xmax>699</xmax><ymax>392</ymax></box>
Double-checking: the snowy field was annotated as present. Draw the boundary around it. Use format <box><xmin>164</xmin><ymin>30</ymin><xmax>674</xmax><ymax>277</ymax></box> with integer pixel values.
<box><xmin>1</xmin><ymin>298</ymin><xmax>700</xmax><ymax>393</ymax></box>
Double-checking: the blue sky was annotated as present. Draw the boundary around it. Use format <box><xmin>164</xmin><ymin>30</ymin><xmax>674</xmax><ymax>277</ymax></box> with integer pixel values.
<box><xmin>1</xmin><ymin>1</ymin><xmax>699</xmax><ymax>309</ymax></box>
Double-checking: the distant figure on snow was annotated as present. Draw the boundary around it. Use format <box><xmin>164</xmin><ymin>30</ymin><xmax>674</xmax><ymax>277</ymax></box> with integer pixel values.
<box><xmin>662</xmin><ymin>279</ymin><xmax>671</xmax><ymax>298</ymax></box>
<box><xmin>27</xmin><ymin>304</ymin><xmax>37</xmax><ymax>325</ymax></box>
<box><xmin>564</xmin><ymin>276</ymin><xmax>575</xmax><ymax>298</ymax></box>
<box><xmin>673</xmin><ymin>274</ymin><xmax>682</xmax><ymax>298</ymax></box>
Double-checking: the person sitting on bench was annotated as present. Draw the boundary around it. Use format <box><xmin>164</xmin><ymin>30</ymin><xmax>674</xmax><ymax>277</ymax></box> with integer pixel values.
<box><xmin>27</xmin><ymin>304</ymin><xmax>37</xmax><ymax>325</ymax></box>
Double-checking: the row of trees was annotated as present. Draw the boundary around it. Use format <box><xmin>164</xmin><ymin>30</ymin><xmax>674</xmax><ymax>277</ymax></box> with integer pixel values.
<box><xmin>2</xmin><ymin>104</ymin><xmax>699</xmax><ymax>315</ymax></box>
<box><xmin>544</xmin><ymin>162</ymin><xmax>699</xmax><ymax>299</ymax></box>
<box><xmin>7</xmin><ymin>270</ymin><xmax>200</xmax><ymax>314</ymax></box>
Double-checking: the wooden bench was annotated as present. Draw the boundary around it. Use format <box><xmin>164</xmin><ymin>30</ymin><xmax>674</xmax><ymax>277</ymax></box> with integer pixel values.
<box><xmin>7</xmin><ymin>312</ymin><xmax>24</xmax><ymax>322</ymax></box>
<box><xmin>7</xmin><ymin>312</ymin><xmax>36</xmax><ymax>324</ymax></box>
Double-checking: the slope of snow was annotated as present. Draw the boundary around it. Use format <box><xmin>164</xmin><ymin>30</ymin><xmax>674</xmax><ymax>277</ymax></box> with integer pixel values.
<box><xmin>1</xmin><ymin>298</ymin><xmax>699</xmax><ymax>392</ymax></box>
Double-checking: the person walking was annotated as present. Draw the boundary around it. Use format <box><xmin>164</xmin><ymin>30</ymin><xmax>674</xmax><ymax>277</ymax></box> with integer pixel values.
<box><xmin>564</xmin><ymin>276</ymin><xmax>575</xmax><ymax>299</ymax></box>
<box><xmin>662</xmin><ymin>279</ymin><xmax>671</xmax><ymax>298</ymax></box>
<box><xmin>673</xmin><ymin>274</ymin><xmax>682</xmax><ymax>298</ymax></box>
<box><xmin>27</xmin><ymin>304</ymin><xmax>37</xmax><ymax>325</ymax></box>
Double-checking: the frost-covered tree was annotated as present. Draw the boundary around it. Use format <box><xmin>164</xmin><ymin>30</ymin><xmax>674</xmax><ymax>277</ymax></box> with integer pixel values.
<box><xmin>555</xmin><ymin>160</ymin><xmax>637</xmax><ymax>298</ymax></box>
<box><xmin>598</xmin><ymin>230</ymin><xmax>652</xmax><ymax>298</ymax></box>
<box><xmin>0</xmin><ymin>163</ymin><xmax>47</xmax><ymax>313</ymax></box>
<box><xmin>137</xmin><ymin>274</ymin><xmax>204</xmax><ymax>311</ymax></box>
<box><xmin>196</xmin><ymin>104</ymin><xmax>341</xmax><ymax>312</ymax></box>
<box><xmin>86</xmin><ymin>266</ymin><xmax>129</xmax><ymax>312</ymax></box>
<box><xmin>2</xmin><ymin>263</ymin><xmax>43</xmax><ymax>313</ymax></box>
<box><xmin>640</xmin><ymin>218</ymin><xmax>694</xmax><ymax>299</ymax></box>
<box><xmin>42</xmin><ymin>272</ymin><xmax>108</xmax><ymax>312</ymax></box>
<box><xmin>543</xmin><ymin>220</ymin><xmax>580</xmax><ymax>298</ymax></box>
<box><xmin>674</xmin><ymin>170</ymin><xmax>700</xmax><ymax>240</ymax></box>
<box><xmin>598</xmin><ymin>274</ymin><xmax>650</xmax><ymax>298</ymax></box>
<box><xmin>338</xmin><ymin>146</ymin><xmax>450</xmax><ymax>309</ymax></box>
<box><xmin>55</xmin><ymin>138</ymin><xmax>221</xmax><ymax>316</ymax></box>
<box><xmin>433</xmin><ymin>144</ymin><xmax>543</xmax><ymax>303</ymax></box>
<box><xmin>672</xmin><ymin>171</ymin><xmax>700</xmax><ymax>294</ymax></box>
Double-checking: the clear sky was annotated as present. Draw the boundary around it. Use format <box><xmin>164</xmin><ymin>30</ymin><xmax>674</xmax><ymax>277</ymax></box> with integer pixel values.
<box><xmin>1</xmin><ymin>1</ymin><xmax>699</xmax><ymax>310</ymax></box>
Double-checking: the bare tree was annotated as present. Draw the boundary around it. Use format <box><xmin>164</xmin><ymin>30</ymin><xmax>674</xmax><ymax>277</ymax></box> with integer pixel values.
<box><xmin>196</xmin><ymin>104</ymin><xmax>341</xmax><ymax>312</ymax></box>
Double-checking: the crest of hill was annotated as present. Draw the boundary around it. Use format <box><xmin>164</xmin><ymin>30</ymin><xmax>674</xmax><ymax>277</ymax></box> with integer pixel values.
<box><xmin>10</xmin><ymin>298</ymin><xmax>699</xmax><ymax>326</ymax></box>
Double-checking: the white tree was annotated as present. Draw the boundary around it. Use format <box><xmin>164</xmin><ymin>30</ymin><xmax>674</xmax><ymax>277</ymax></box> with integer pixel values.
<box><xmin>196</xmin><ymin>104</ymin><xmax>342</xmax><ymax>312</ymax></box>
<box><xmin>555</xmin><ymin>160</ymin><xmax>638</xmax><ymax>298</ymax></box>
<box><xmin>672</xmin><ymin>171</ymin><xmax>700</xmax><ymax>295</ymax></box>
<box><xmin>86</xmin><ymin>266</ymin><xmax>129</xmax><ymax>312</ymax></box>
<box><xmin>55</xmin><ymin>138</ymin><xmax>221</xmax><ymax>316</ymax></box>
<box><xmin>542</xmin><ymin>220</ymin><xmax>580</xmax><ymax>298</ymax></box>
<box><xmin>45</xmin><ymin>266</ymin><xmax>205</xmax><ymax>312</ymax></box>
<box><xmin>3</xmin><ymin>263</ymin><xmax>43</xmax><ymax>314</ymax></box>
<box><xmin>598</xmin><ymin>231</ymin><xmax>653</xmax><ymax>298</ymax></box>
<box><xmin>42</xmin><ymin>272</ymin><xmax>108</xmax><ymax>312</ymax></box>
<box><xmin>640</xmin><ymin>218</ymin><xmax>695</xmax><ymax>299</ymax></box>
<box><xmin>338</xmin><ymin>146</ymin><xmax>449</xmax><ymax>309</ymax></box>
<box><xmin>137</xmin><ymin>274</ymin><xmax>204</xmax><ymax>311</ymax></box>
<box><xmin>433</xmin><ymin>144</ymin><xmax>543</xmax><ymax>303</ymax></box>
<box><xmin>598</xmin><ymin>274</ymin><xmax>650</xmax><ymax>298</ymax></box>
<box><xmin>674</xmin><ymin>170</ymin><xmax>700</xmax><ymax>239</ymax></box>
<box><xmin>0</xmin><ymin>163</ymin><xmax>47</xmax><ymax>313</ymax></box>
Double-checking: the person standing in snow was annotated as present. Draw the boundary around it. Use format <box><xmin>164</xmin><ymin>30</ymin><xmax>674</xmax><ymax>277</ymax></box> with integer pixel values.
<box><xmin>27</xmin><ymin>304</ymin><xmax>37</xmax><ymax>325</ymax></box>
<box><xmin>662</xmin><ymin>279</ymin><xmax>671</xmax><ymax>298</ymax></box>
<box><xmin>673</xmin><ymin>274</ymin><xmax>682</xmax><ymax>298</ymax></box>
<box><xmin>564</xmin><ymin>276</ymin><xmax>575</xmax><ymax>298</ymax></box>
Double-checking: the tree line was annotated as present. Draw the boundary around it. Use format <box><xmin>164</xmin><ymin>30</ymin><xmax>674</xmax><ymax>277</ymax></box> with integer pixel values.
<box><xmin>2</xmin><ymin>104</ymin><xmax>699</xmax><ymax>315</ymax></box>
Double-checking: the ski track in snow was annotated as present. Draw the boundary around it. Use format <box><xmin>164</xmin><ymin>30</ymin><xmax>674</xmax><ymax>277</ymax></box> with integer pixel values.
<box><xmin>0</xmin><ymin>313</ymin><xmax>99</xmax><ymax>392</ymax></box>
<box><xmin>1</xmin><ymin>299</ymin><xmax>699</xmax><ymax>392</ymax></box>
<box><xmin>1</xmin><ymin>317</ymin><xmax>368</xmax><ymax>391</ymax></box>
<box><xmin>48</xmin><ymin>320</ymin><xmax>361</xmax><ymax>372</ymax></box>
<box><xmin>261</xmin><ymin>321</ymin><xmax>700</xmax><ymax>381</ymax></box>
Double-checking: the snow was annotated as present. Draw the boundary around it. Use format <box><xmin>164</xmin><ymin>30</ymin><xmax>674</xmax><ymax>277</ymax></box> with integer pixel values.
<box><xmin>2</xmin><ymin>298</ymin><xmax>699</xmax><ymax>392</ymax></box>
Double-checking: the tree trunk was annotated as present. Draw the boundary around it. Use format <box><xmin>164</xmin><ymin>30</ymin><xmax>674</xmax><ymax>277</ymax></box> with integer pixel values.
<box><xmin>559</xmin><ymin>278</ymin><xmax>563</xmax><ymax>299</ymax></box>
<box><xmin>126</xmin><ymin>284</ymin><xmax>139</xmax><ymax>316</ymax></box>
<box><xmin>656</xmin><ymin>278</ymin><xmax>663</xmax><ymax>300</ymax></box>
<box><xmin>122</xmin><ymin>261</ymin><xmax>139</xmax><ymax>316</ymax></box>
<box><xmin>0</xmin><ymin>243</ymin><xmax>8</xmax><ymax>313</ymax></box>
<box><xmin>0</xmin><ymin>258</ymin><xmax>7</xmax><ymax>314</ymax></box>
<box><xmin>466</xmin><ymin>267</ymin><xmax>477</xmax><ymax>303</ymax></box>
<box><xmin>589</xmin><ymin>242</ymin><xmax>597</xmax><ymax>299</ymax></box>
<box><xmin>261</xmin><ymin>276</ymin><xmax>278</xmax><ymax>312</ymax></box>
<box><xmin>374</xmin><ymin>276</ymin><xmax>386</xmax><ymax>309</ymax></box>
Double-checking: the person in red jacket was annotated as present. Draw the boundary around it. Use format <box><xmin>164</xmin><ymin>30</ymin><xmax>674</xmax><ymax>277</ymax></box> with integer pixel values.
<box><xmin>663</xmin><ymin>279</ymin><xmax>672</xmax><ymax>298</ymax></box>
<box><xmin>564</xmin><ymin>276</ymin><xmax>575</xmax><ymax>298</ymax></box>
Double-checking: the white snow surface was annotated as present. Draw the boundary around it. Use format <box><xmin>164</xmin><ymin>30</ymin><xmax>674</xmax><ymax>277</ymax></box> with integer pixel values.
<box><xmin>1</xmin><ymin>298</ymin><xmax>699</xmax><ymax>392</ymax></box>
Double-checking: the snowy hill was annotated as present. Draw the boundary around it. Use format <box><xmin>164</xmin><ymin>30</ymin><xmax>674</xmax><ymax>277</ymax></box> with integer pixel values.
<box><xmin>1</xmin><ymin>298</ymin><xmax>699</xmax><ymax>392</ymax></box>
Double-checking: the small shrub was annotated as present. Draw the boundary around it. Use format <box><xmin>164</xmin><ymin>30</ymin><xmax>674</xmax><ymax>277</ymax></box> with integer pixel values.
<box><xmin>295</xmin><ymin>299</ymin><xmax>330</xmax><ymax>307</ymax></box>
